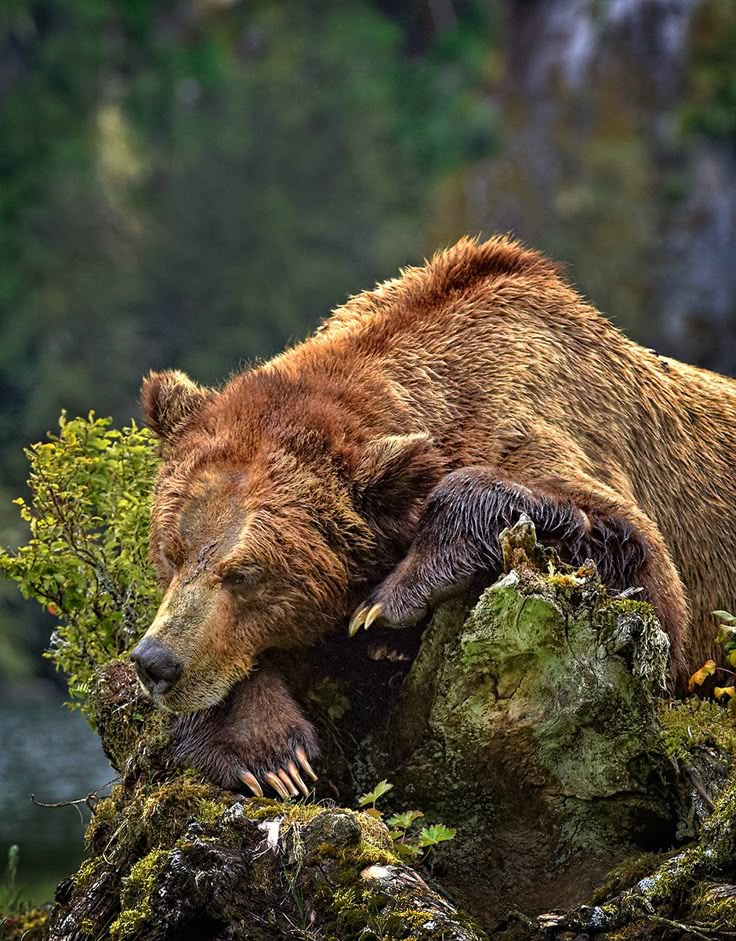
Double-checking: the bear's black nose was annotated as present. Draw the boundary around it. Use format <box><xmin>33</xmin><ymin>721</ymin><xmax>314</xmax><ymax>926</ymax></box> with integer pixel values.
<box><xmin>130</xmin><ymin>638</ymin><xmax>182</xmax><ymax>696</ymax></box>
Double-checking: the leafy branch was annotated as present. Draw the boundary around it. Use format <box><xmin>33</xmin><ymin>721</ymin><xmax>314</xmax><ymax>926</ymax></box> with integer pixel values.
<box><xmin>0</xmin><ymin>412</ymin><xmax>161</xmax><ymax>712</ymax></box>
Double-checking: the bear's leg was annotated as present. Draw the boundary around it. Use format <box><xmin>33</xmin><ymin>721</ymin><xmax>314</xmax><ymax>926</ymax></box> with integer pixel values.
<box><xmin>171</xmin><ymin>665</ymin><xmax>319</xmax><ymax>798</ymax></box>
<box><xmin>350</xmin><ymin>465</ymin><xmax>687</xmax><ymax>684</ymax></box>
<box><xmin>349</xmin><ymin>468</ymin><xmax>599</xmax><ymax>633</ymax></box>
<box><xmin>535</xmin><ymin>471</ymin><xmax>690</xmax><ymax>686</ymax></box>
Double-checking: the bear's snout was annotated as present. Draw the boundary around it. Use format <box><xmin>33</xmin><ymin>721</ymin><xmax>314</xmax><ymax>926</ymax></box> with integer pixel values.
<box><xmin>131</xmin><ymin>637</ymin><xmax>183</xmax><ymax>697</ymax></box>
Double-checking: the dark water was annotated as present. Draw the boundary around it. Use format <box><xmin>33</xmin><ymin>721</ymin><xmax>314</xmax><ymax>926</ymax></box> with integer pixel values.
<box><xmin>0</xmin><ymin>697</ymin><xmax>113</xmax><ymax>905</ymax></box>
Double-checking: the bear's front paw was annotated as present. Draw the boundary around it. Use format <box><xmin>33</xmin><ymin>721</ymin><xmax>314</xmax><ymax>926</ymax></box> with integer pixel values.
<box><xmin>349</xmin><ymin>553</ymin><xmax>442</xmax><ymax>636</ymax></box>
<box><xmin>171</xmin><ymin>669</ymin><xmax>319</xmax><ymax>800</ymax></box>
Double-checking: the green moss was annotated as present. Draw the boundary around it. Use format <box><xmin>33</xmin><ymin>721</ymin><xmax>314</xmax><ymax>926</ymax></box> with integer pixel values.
<box><xmin>659</xmin><ymin>698</ymin><xmax>736</xmax><ymax>763</ymax></box>
<box><xmin>329</xmin><ymin>884</ymin><xmax>370</xmax><ymax>933</ymax></box>
<box><xmin>109</xmin><ymin>848</ymin><xmax>170</xmax><ymax>940</ymax></box>
<box><xmin>1</xmin><ymin>906</ymin><xmax>49</xmax><ymax>941</ymax></box>
<box><xmin>326</xmin><ymin>881</ymin><xmax>479</xmax><ymax>941</ymax></box>
<box><xmin>546</xmin><ymin>572</ymin><xmax>584</xmax><ymax>590</ymax></box>
<box><xmin>85</xmin><ymin>792</ymin><xmax>118</xmax><ymax>852</ymax></box>
<box><xmin>247</xmin><ymin>799</ymin><xmax>394</xmax><ymax>856</ymax></box>
<box><xmin>73</xmin><ymin>856</ymin><xmax>106</xmax><ymax>894</ymax></box>
<box><xmin>140</xmin><ymin>777</ymin><xmax>218</xmax><ymax>846</ymax></box>
<box><xmin>602</xmin><ymin>768</ymin><xmax>736</xmax><ymax>927</ymax></box>
<box><xmin>690</xmin><ymin>880</ymin><xmax>736</xmax><ymax>927</ymax></box>
<box><xmin>338</xmin><ymin>839</ymin><xmax>399</xmax><ymax>869</ymax></box>
<box><xmin>197</xmin><ymin>797</ymin><xmax>230</xmax><ymax>824</ymax></box>
<box><xmin>591</xmin><ymin>851</ymin><xmax>671</xmax><ymax>904</ymax></box>
<box><xmin>605</xmin><ymin>598</ymin><xmax>653</xmax><ymax>617</ymax></box>
<box><xmin>327</xmin><ymin>882</ymin><xmax>424</xmax><ymax>940</ymax></box>
<box><xmin>243</xmin><ymin>796</ymin><xmax>311</xmax><ymax>821</ymax></box>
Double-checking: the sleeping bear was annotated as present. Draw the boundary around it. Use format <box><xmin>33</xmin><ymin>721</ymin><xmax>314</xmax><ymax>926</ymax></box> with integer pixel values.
<box><xmin>131</xmin><ymin>236</ymin><xmax>736</xmax><ymax>797</ymax></box>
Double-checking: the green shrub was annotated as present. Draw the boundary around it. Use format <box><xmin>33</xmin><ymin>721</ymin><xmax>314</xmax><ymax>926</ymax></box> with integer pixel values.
<box><xmin>0</xmin><ymin>412</ymin><xmax>160</xmax><ymax>710</ymax></box>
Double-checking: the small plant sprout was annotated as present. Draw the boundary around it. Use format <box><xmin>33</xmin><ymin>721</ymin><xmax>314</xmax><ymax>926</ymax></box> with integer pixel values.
<box><xmin>357</xmin><ymin>779</ymin><xmax>394</xmax><ymax>819</ymax></box>
<box><xmin>0</xmin><ymin>844</ymin><xmax>22</xmax><ymax>915</ymax></box>
<box><xmin>357</xmin><ymin>781</ymin><xmax>456</xmax><ymax>862</ymax></box>
<box><xmin>418</xmin><ymin>823</ymin><xmax>457</xmax><ymax>848</ymax></box>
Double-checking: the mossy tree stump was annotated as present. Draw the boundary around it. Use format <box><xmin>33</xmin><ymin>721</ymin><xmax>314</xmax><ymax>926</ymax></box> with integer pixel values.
<box><xmin>391</xmin><ymin>519</ymin><xmax>676</xmax><ymax>922</ymax></box>
<box><xmin>9</xmin><ymin>520</ymin><xmax>736</xmax><ymax>941</ymax></box>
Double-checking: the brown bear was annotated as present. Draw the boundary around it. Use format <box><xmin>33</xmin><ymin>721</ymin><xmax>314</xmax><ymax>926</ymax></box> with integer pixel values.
<box><xmin>132</xmin><ymin>235</ymin><xmax>736</xmax><ymax>799</ymax></box>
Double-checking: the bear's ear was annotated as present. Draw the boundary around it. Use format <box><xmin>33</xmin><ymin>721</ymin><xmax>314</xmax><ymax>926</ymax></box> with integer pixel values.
<box><xmin>141</xmin><ymin>370</ymin><xmax>211</xmax><ymax>445</ymax></box>
<box><xmin>354</xmin><ymin>433</ymin><xmax>444</xmax><ymax>542</ymax></box>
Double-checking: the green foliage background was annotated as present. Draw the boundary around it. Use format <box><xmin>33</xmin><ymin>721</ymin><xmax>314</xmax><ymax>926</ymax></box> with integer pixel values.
<box><xmin>0</xmin><ymin>0</ymin><xmax>496</xmax><ymax>679</ymax></box>
<box><xmin>0</xmin><ymin>0</ymin><xmax>495</xmax><ymax>489</ymax></box>
<box><xmin>2</xmin><ymin>0</ymin><xmax>736</xmax><ymax>681</ymax></box>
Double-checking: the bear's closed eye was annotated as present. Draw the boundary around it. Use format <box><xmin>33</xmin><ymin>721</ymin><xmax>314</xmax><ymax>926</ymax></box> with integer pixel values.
<box><xmin>220</xmin><ymin>564</ymin><xmax>264</xmax><ymax>589</ymax></box>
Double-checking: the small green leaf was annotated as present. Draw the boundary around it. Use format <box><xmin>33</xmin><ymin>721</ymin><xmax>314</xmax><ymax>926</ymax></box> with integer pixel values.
<box><xmin>358</xmin><ymin>779</ymin><xmax>394</xmax><ymax>807</ymax></box>
<box><xmin>713</xmin><ymin>610</ymin><xmax>736</xmax><ymax>625</ymax></box>
<box><xmin>394</xmin><ymin>842</ymin><xmax>422</xmax><ymax>860</ymax></box>
<box><xmin>717</xmin><ymin>624</ymin><xmax>736</xmax><ymax>645</ymax></box>
<box><xmin>386</xmin><ymin>810</ymin><xmax>424</xmax><ymax>830</ymax></box>
<box><xmin>418</xmin><ymin>824</ymin><xmax>457</xmax><ymax>847</ymax></box>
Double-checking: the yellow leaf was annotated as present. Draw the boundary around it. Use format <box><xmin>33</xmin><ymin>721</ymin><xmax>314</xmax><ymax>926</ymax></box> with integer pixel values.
<box><xmin>688</xmin><ymin>660</ymin><xmax>717</xmax><ymax>691</ymax></box>
<box><xmin>714</xmin><ymin>686</ymin><xmax>736</xmax><ymax>700</ymax></box>
<box><xmin>362</xmin><ymin>808</ymin><xmax>383</xmax><ymax>821</ymax></box>
<box><xmin>728</xmin><ymin>650</ymin><xmax>736</xmax><ymax>669</ymax></box>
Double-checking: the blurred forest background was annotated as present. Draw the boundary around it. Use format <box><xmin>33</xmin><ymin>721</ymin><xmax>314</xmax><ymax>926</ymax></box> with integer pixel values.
<box><xmin>1</xmin><ymin>0</ymin><xmax>735</xmax><ymax>902</ymax></box>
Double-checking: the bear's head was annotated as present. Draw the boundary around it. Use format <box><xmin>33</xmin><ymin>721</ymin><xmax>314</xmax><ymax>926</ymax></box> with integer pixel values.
<box><xmin>131</xmin><ymin>369</ymin><xmax>443</xmax><ymax>713</ymax></box>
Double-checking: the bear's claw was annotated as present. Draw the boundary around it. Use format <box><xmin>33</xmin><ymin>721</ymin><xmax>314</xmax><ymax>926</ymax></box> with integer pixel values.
<box><xmin>238</xmin><ymin>746</ymin><xmax>317</xmax><ymax>799</ymax></box>
<box><xmin>349</xmin><ymin>578</ymin><xmax>429</xmax><ymax>636</ymax></box>
<box><xmin>296</xmin><ymin>746</ymin><xmax>318</xmax><ymax>781</ymax></box>
<box><xmin>239</xmin><ymin>770</ymin><xmax>263</xmax><ymax>797</ymax></box>
<box><xmin>287</xmin><ymin>761</ymin><xmax>308</xmax><ymax>796</ymax></box>
<box><xmin>266</xmin><ymin>771</ymin><xmax>291</xmax><ymax>799</ymax></box>
<box><xmin>171</xmin><ymin>670</ymin><xmax>320</xmax><ymax>801</ymax></box>
<box><xmin>348</xmin><ymin>603</ymin><xmax>384</xmax><ymax>636</ymax></box>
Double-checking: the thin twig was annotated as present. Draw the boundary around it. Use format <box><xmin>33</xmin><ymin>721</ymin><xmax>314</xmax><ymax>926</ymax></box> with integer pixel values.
<box><xmin>647</xmin><ymin>913</ymin><xmax>718</xmax><ymax>941</ymax></box>
<box><xmin>31</xmin><ymin>776</ymin><xmax>121</xmax><ymax>815</ymax></box>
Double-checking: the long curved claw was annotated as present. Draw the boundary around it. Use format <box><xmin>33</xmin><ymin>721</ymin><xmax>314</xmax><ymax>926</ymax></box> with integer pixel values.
<box><xmin>239</xmin><ymin>770</ymin><xmax>263</xmax><ymax>797</ymax></box>
<box><xmin>287</xmin><ymin>761</ymin><xmax>310</xmax><ymax>797</ymax></box>
<box><xmin>349</xmin><ymin>606</ymin><xmax>369</xmax><ymax>637</ymax></box>
<box><xmin>265</xmin><ymin>771</ymin><xmax>290</xmax><ymax>800</ymax></box>
<box><xmin>296</xmin><ymin>746</ymin><xmax>318</xmax><ymax>782</ymax></box>
<box><xmin>277</xmin><ymin>768</ymin><xmax>298</xmax><ymax>797</ymax></box>
<box><xmin>363</xmin><ymin>603</ymin><xmax>384</xmax><ymax>631</ymax></box>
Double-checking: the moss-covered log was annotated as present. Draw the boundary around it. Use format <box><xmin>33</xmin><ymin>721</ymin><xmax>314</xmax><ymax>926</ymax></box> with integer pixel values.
<box><xmin>12</xmin><ymin>520</ymin><xmax>736</xmax><ymax>941</ymax></box>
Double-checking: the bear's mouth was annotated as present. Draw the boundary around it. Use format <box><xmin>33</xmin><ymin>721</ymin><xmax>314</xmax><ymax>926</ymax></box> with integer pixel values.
<box><xmin>135</xmin><ymin>662</ymin><xmax>247</xmax><ymax>715</ymax></box>
<box><xmin>131</xmin><ymin>628</ymin><xmax>255</xmax><ymax>714</ymax></box>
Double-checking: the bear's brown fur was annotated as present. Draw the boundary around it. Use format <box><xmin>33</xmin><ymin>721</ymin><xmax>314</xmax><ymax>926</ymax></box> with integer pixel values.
<box><xmin>135</xmin><ymin>236</ymin><xmax>736</xmax><ymax>794</ymax></box>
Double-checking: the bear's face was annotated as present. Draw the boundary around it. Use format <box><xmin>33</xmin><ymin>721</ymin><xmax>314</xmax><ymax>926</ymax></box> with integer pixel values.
<box><xmin>140</xmin><ymin>451</ymin><xmax>367</xmax><ymax>713</ymax></box>
<box><xmin>134</xmin><ymin>370</ymin><xmax>445</xmax><ymax>713</ymax></box>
